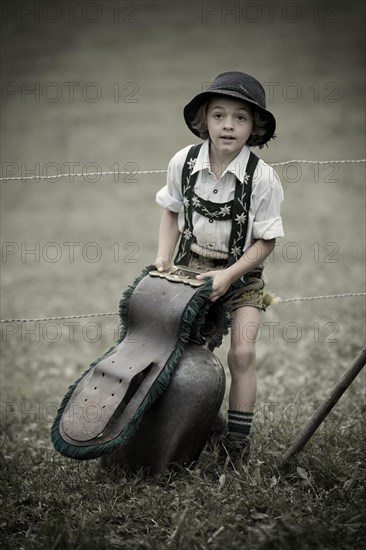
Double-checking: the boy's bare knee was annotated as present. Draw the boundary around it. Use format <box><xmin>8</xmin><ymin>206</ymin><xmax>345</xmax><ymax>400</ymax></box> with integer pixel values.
<box><xmin>228</xmin><ymin>344</ymin><xmax>256</xmax><ymax>373</ymax></box>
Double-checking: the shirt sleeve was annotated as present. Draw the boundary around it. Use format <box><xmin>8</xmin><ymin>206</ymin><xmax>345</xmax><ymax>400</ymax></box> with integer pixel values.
<box><xmin>156</xmin><ymin>145</ymin><xmax>192</xmax><ymax>212</ymax></box>
<box><xmin>252</xmin><ymin>162</ymin><xmax>285</xmax><ymax>240</ymax></box>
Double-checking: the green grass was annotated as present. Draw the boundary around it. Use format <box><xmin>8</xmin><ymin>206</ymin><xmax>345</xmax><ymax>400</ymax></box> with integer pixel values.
<box><xmin>1</xmin><ymin>405</ymin><xmax>365</xmax><ymax>550</ymax></box>
<box><xmin>1</xmin><ymin>303</ymin><xmax>365</xmax><ymax>549</ymax></box>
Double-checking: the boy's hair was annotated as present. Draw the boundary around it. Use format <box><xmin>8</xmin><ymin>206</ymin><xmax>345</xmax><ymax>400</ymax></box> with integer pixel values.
<box><xmin>191</xmin><ymin>99</ymin><xmax>268</xmax><ymax>149</ymax></box>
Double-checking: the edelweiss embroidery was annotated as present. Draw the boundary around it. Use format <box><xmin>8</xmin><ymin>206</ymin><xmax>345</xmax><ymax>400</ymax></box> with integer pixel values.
<box><xmin>175</xmin><ymin>146</ymin><xmax>260</xmax><ymax>287</ymax></box>
<box><xmin>220</xmin><ymin>205</ymin><xmax>231</xmax><ymax>216</ymax></box>
<box><xmin>230</xmin><ymin>245</ymin><xmax>242</xmax><ymax>258</ymax></box>
<box><xmin>235</xmin><ymin>212</ymin><xmax>247</xmax><ymax>225</ymax></box>
<box><xmin>186</xmin><ymin>157</ymin><xmax>197</xmax><ymax>172</ymax></box>
<box><xmin>175</xmin><ymin>147</ymin><xmax>200</xmax><ymax>265</ymax></box>
<box><xmin>192</xmin><ymin>192</ymin><xmax>232</xmax><ymax>220</ymax></box>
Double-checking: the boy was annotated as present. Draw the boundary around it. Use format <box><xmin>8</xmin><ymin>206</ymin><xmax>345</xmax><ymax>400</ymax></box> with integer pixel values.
<box><xmin>154</xmin><ymin>71</ymin><xmax>284</xmax><ymax>466</ymax></box>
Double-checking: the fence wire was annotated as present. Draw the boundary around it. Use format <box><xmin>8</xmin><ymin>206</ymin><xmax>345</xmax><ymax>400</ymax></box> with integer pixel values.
<box><xmin>1</xmin><ymin>292</ymin><xmax>365</xmax><ymax>324</ymax></box>
<box><xmin>1</xmin><ymin>157</ymin><xmax>364</xmax><ymax>323</ymax></box>
<box><xmin>0</xmin><ymin>158</ymin><xmax>365</xmax><ymax>182</ymax></box>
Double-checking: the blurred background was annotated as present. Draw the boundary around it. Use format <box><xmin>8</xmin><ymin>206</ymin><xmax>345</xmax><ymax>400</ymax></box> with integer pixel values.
<box><xmin>1</xmin><ymin>0</ymin><xmax>365</xmax><ymax>413</ymax></box>
<box><xmin>1</xmin><ymin>5</ymin><xmax>365</xmax><ymax>547</ymax></box>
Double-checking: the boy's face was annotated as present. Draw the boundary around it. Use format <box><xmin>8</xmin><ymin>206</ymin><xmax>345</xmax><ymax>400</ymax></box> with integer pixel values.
<box><xmin>206</xmin><ymin>96</ymin><xmax>253</xmax><ymax>157</ymax></box>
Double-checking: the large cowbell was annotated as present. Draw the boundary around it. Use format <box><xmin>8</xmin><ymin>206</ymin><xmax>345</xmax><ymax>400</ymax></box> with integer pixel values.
<box><xmin>51</xmin><ymin>266</ymin><xmax>228</xmax><ymax>473</ymax></box>
<box><xmin>101</xmin><ymin>343</ymin><xmax>226</xmax><ymax>474</ymax></box>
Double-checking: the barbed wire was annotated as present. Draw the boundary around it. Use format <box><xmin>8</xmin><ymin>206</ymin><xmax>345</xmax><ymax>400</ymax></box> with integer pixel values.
<box><xmin>0</xmin><ymin>159</ymin><xmax>365</xmax><ymax>182</ymax></box>
<box><xmin>1</xmin><ymin>292</ymin><xmax>365</xmax><ymax>323</ymax></box>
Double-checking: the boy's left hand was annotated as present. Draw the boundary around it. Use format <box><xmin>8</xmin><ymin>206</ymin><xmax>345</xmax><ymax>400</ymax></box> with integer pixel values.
<box><xmin>196</xmin><ymin>270</ymin><xmax>232</xmax><ymax>302</ymax></box>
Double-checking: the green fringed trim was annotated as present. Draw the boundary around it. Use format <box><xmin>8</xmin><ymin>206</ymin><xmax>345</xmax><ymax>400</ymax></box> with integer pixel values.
<box><xmin>51</xmin><ymin>266</ymin><xmax>213</xmax><ymax>460</ymax></box>
<box><xmin>118</xmin><ymin>264</ymin><xmax>156</xmax><ymax>342</ymax></box>
<box><xmin>208</xmin><ymin>305</ymin><xmax>232</xmax><ymax>352</ymax></box>
<box><xmin>51</xmin><ymin>265</ymin><xmax>156</xmax><ymax>458</ymax></box>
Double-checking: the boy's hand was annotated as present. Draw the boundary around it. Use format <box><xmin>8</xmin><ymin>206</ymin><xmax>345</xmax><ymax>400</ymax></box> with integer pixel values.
<box><xmin>154</xmin><ymin>257</ymin><xmax>171</xmax><ymax>272</ymax></box>
<box><xmin>196</xmin><ymin>269</ymin><xmax>232</xmax><ymax>302</ymax></box>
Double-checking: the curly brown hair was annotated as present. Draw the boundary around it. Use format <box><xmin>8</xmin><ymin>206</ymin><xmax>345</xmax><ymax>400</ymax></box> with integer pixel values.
<box><xmin>190</xmin><ymin>100</ymin><xmax>268</xmax><ymax>149</ymax></box>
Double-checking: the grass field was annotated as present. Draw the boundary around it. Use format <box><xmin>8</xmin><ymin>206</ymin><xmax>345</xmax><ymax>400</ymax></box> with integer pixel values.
<box><xmin>1</xmin><ymin>1</ymin><xmax>365</xmax><ymax>549</ymax></box>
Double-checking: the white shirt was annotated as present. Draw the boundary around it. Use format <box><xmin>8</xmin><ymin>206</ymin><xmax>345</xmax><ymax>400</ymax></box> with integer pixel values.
<box><xmin>156</xmin><ymin>140</ymin><xmax>284</xmax><ymax>256</ymax></box>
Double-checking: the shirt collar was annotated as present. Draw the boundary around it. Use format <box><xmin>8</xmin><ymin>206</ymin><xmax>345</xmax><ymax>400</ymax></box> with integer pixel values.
<box><xmin>191</xmin><ymin>139</ymin><xmax>251</xmax><ymax>183</ymax></box>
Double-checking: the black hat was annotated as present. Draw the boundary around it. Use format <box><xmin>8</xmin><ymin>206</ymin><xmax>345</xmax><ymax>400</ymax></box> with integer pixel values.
<box><xmin>184</xmin><ymin>71</ymin><xmax>276</xmax><ymax>146</ymax></box>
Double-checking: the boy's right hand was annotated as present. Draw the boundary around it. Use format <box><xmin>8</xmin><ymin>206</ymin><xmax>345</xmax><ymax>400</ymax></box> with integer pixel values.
<box><xmin>154</xmin><ymin>257</ymin><xmax>171</xmax><ymax>272</ymax></box>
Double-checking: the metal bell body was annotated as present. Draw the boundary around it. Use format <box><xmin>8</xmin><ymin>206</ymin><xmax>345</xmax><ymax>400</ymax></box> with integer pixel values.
<box><xmin>101</xmin><ymin>343</ymin><xmax>225</xmax><ymax>474</ymax></box>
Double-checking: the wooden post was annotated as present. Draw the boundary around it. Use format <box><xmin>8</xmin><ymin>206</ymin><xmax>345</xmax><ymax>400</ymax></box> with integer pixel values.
<box><xmin>282</xmin><ymin>344</ymin><xmax>366</xmax><ymax>465</ymax></box>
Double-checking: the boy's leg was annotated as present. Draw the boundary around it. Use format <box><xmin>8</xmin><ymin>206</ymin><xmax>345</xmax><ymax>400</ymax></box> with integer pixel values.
<box><xmin>219</xmin><ymin>306</ymin><xmax>261</xmax><ymax>465</ymax></box>
<box><xmin>228</xmin><ymin>305</ymin><xmax>261</xmax><ymax>416</ymax></box>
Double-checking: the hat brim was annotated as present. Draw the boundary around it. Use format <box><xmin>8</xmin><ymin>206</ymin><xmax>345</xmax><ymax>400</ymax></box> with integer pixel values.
<box><xmin>184</xmin><ymin>90</ymin><xmax>276</xmax><ymax>145</ymax></box>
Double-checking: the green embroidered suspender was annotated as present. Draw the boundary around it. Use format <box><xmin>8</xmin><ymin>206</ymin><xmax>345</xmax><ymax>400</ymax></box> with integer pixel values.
<box><xmin>174</xmin><ymin>144</ymin><xmax>203</xmax><ymax>266</ymax></box>
<box><xmin>174</xmin><ymin>143</ymin><xmax>259</xmax><ymax>288</ymax></box>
